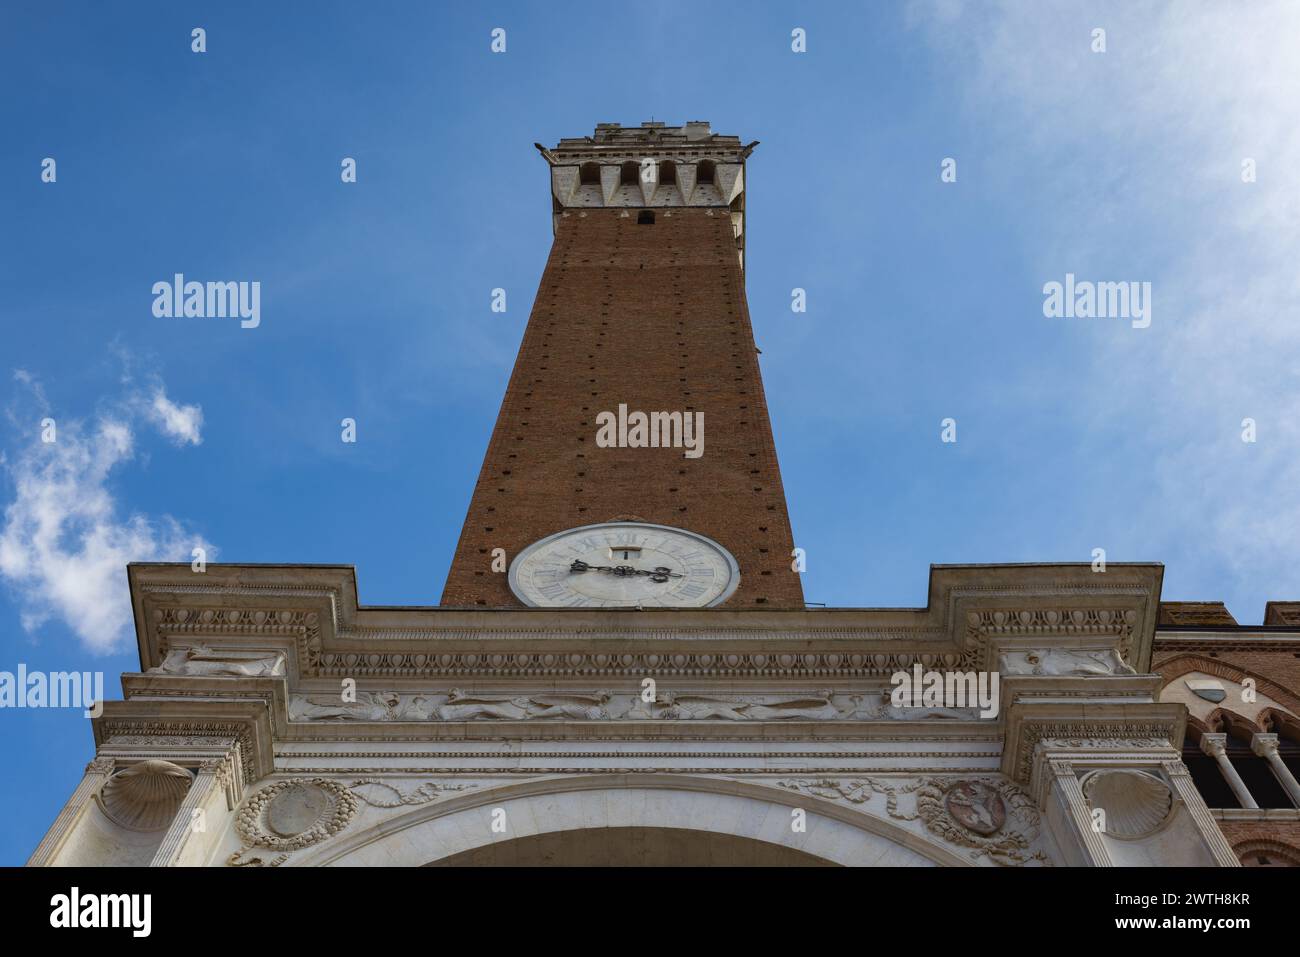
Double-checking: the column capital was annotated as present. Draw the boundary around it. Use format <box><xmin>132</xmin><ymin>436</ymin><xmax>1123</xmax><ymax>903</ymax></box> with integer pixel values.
<box><xmin>1251</xmin><ymin>733</ymin><xmax>1281</xmax><ymax>759</ymax></box>
<box><xmin>1200</xmin><ymin>732</ymin><xmax>1228</xmax><ymax>758</ymax></box>
<box><xmin>85</xmin><ymin>756</ymin><xmax>116</xmax><ymax>775</ymax></box>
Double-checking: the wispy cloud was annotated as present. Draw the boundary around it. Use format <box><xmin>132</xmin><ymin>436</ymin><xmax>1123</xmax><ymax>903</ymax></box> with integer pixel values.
<box><xmin>0</xmin><ymin>372</ymin><xmax>214</xmax><ymax>653</ymax></box>
<box><xmin>143</xmin><ymin>389</ymin><xmax>203</xmax><ymax>446</ymax></box>
<box><xmin>907</xmin><ymin>0</ymin><xmax>1300</xmax><ymax>615</ymax></box>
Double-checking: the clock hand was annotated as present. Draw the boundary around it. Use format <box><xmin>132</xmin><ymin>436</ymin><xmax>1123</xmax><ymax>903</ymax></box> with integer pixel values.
<box><xmin>568</xmin><ymin>560</ymin><xmax>683</xmax><ymax>583</ymax></box>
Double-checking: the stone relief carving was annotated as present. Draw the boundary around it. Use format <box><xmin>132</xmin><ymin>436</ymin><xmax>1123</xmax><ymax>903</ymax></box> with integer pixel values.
<box><xmin>999</xmin><ymin>648</ymin><xmax>1136</xmax><ymax>677</ymax></box>
<box><xmin>151</xmin><ymin>643</ymin><xmax>287</xmax><ymax>677</ymax></box>
<box><xmin>228</xmin><ymin>778</ymin><xmax>359</xmax><ymax>867</ymax></box>
<box><xmin>227</xmin><ymin>776</ymin><xmax>475</xmax><ymax>866</ymax></box>
<box><xmin>967</xmin><ymin>607</ymin><xmax>1140</xmax><ymax>665</ymax></box>
<box><xmin>154</xmin><ymin>606</ymin><xmax>321</xmax><ymax>668</ymax></box>
<box><xmin>1017</xmin><ymin>721</ymin><xmax>1180</xmax><ymax>781</ymax></box>
<box><xmin>627</xmin><ymin>690</ymin><xmax>863</xmax><ymax>721</ymax></box>
<box><xmin>348</xmin><ymin>779</ymin><xmax>475</xmax><ymax>808</ymax></box>
<box><xmin>777</xmin><ymin>776</ymin><xmax>1050</xmax><ymax>866</ymax></box>
<box><xmin>1080</xmin><ymin>769</ymin><xmax>1174</xmax><ymax>838</ymax></box>
<box><xmin>289</xmin><ymin>693</ymin><xmax>407</xmax><ymax>721</ymax></box>
<box><xmin>431</xmin><ymin>689</ymin><xmax>615</xmax><ymax>721</ymax></box>
<box><xmin>287</xmin><ymin>689</ymin><xmax>987</xmax><ymax>722</ymax></box>
<box><xmin>943</xmin><ymin>781</ymin><xmax>1006</xmax><ymax>836</ymax></box>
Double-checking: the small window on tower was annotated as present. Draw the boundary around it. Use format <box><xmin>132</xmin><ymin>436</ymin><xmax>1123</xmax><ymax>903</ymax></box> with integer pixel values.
<box><xmin>620</xmin><ymin>161</ymin><xmax>639</xmax><ymax>185</ymax></box>
<box><xmin>579</xmin><ymin>162</ymin><xmax>600</xmax><ymax>185</ymax></box>
<box><xmin>637</xmin><ymin>210</ymin><xmax>655</xmax><ymax>225</ymax></box>
<box><xmin>698</xmin><ymin>160</ymin><xmax>716</xmax><ymax>184</ymax></box>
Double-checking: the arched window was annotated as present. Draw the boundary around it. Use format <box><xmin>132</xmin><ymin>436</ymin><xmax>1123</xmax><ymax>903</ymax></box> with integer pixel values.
<box><xmin>697</xmin><ymin>160</ymin><xmax>715</xmax><ymax>184</ymax></box>
<box><xmin>659</xmin><ymin>161</ymin><xmax>677</xmax><ymax>185</ymax></box>
<box><xmin>620</xmin><ymin>161</ymin><xmax>639</xmax><ymax>186</ymax></box>
<box><xmin>579</xmin><ymin>162</ymin><xmax>600</xmax><ymax>185</ymax></box>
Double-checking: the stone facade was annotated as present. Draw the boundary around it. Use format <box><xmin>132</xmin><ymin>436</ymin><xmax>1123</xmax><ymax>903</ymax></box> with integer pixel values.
<box><xmin>29</xmin><ymin>561</ymin><xmax>1252</xmax><ymax>867</ymax></box>
<box><xmin>28</xmin><ymin>122</ymin><xmax>1300</xmax><ymax>867</ymax></box>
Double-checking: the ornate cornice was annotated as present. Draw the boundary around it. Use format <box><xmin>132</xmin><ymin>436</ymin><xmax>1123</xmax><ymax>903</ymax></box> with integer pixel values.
<box><xmin>127</xmin><ymin>562</ymin><xmax>1163</xmax><ymax>681</ymax></box>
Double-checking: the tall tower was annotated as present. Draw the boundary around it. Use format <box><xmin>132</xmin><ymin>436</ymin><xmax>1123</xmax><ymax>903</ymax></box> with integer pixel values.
<box><xmin>441</xmin><ymin>121</ymin><xmax>803</xmax><ymax>609</ymax></box>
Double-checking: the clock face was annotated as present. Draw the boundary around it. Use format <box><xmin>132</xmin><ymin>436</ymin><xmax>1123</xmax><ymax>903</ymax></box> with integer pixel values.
<box><xmin>508</xmin><ymin>522</ymin><xmax>740</xmax><ymax>608</ymax></box>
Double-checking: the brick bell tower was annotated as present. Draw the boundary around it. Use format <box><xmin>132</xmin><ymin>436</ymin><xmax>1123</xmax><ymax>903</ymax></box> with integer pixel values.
<box><xmin>441</xmin><ymin>121</ymin><xmax>803</xmax><ymax>610</ymax></box>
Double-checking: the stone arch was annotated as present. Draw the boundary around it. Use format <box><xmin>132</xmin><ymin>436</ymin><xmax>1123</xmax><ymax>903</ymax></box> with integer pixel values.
<box><xmin>1234</xmin><ymin>838</ymin><xmax>1300</xmax><ymax>867</ymax></box>
<box><xmin>1202</xmin><ymin>707</ymin><xmax>1267</xmax><ymax>739</ymax></box>
<box><xmin>294</xmin><ymin>775</ymin><xmax>970</xmax><ymax>867</ymax></box>
<box><xmin>1260</xmin><ymin>708</ymin><xmax>1300</xmax><ymax>742</ymax></box>
<box><xmin>1156</xmin><ymin>654</ymin><xmax>1300</xmax><ymax>715</ymax></box>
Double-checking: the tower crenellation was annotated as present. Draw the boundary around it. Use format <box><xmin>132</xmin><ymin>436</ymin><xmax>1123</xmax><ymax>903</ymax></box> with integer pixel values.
<box><xmin>538</xmin><ymin>121</ymin><xmax>755</xmax><ymax>262</ymax></box>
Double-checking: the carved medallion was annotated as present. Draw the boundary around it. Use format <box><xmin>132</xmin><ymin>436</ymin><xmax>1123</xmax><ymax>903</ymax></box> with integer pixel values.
<box><xmin>943</xmin><ymin>781</ymin><xmax>1006</xmax><ymax>836</ymax></box>
<box><xmin>267</xmin><ymin>782</ymin><xmax>334</xmax><ymax>837</ymax></box>
<box><xmin>235</xmin><ymin>778</ymin><xmax>358</xmax><ymax>853</ymax></box>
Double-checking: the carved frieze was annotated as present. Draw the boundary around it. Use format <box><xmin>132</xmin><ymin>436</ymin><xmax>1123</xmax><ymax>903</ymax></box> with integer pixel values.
<box><xmin>286</xmin><ymin>689</ymin><xmax>989</xmax><ymax>723</ymax></box>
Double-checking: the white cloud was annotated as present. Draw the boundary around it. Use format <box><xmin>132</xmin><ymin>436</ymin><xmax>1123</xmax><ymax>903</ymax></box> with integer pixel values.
<box><xmin>0</xmin><ymin>373</ymin><xmax>213</xmax><ymax>653</ymax></box>
<box><xmin>145</xmin><ymin>389</ymin><xmax>203</xmax><ymax>446</ymax></box>
<box><xmin>907</xmin><ymin>0</ymin><xmax>1300</xmax><ymax>617</ymax></box>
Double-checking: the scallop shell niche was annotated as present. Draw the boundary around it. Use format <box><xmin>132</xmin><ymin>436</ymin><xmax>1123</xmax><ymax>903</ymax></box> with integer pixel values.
<box><xmin>99</xmin><ymin>760</ymin><xmax>194</xmax><ymax>831</ymax></box>
<box><xmin>1081</xmin><ymin>769</ymin><xmax>1174</xmax><ymax>838</ymax></box>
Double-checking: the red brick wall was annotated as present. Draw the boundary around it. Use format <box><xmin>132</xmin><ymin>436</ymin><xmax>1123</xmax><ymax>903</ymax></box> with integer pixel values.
<box><xmin>1216</xmin><ymin>821</ymin><xmax>1300</xmax><ymax>865</ymax></box>
<box><xmin>1155</xmin><ymin>640</ymin><xmax>1300</xmax><ymax>863</ymax></box>
<box><xmin>441</xmin><ymin>208</ymin><xmax>803</xmax><ymax>608</ymax></box>
<box><xmin>1153</xmin><ymin>647</ymin><xmax>1300</xmax><ymax>715</ymax></box>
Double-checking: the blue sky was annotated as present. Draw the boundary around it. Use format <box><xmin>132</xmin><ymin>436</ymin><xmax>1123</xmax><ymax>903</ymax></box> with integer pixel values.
<box><xmin>1</xmin><ymin>1</ymin><xmax>1296</xmax><ymax>863</ymax></box>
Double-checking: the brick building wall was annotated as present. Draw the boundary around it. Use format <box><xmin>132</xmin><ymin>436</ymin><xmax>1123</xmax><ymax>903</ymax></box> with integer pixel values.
<box><xmin>441</xmin><ymin>208</ymin><xmax>803</xmax><ymax>608</ymax></box>
<box><xmin>1155</xmin><ymin>602</ymin><xmax>1300</xmax><ymax>864</ymax></box>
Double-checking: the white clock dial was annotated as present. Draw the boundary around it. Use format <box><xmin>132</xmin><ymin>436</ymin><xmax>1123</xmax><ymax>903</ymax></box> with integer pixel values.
<box><xmin>508</xmin><ymin>522</ymin><xmax>740</xmax><ymax>608</ymax></box>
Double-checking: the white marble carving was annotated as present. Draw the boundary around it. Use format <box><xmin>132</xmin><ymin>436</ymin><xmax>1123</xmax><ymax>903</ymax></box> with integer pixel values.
<box><xmin>779</xmin><ymin>776</ymin><xmax>1050</xmax><ymax>866</ymax></box>
<box><xmin>152</xmin><ymin>644</ymin><xmax>286</xmax><ymax>677</ymax></box>
<box><xmin>348</xmin><ymin>779</ymin><xmax>474</xmax><ymax>808</ymax></box>
<box><xmin>999</xmin><ymin>648</ymin><xmax>1136</xmax><ymax>677</ymax></box>
<box><xmin>286</xmin><ymin>689</ymin><xmax>988</xmax><ymax>722</ymax></box>
<box><xmin>233</xmin><ymin>778</ymin><xmax>358</xmax><ymax>860</ymax></box>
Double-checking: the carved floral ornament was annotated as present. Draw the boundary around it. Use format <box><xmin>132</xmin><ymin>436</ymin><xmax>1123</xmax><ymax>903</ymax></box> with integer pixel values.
<box><xmin>777</xmin><ymin>776</ymin><xmax>1050</xmax><ymax>866</ymax></box>
<box><xmin>1015</xmin><ymin>721</ymin><xmax>1182</xmax><ymax>783</ymax></box>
